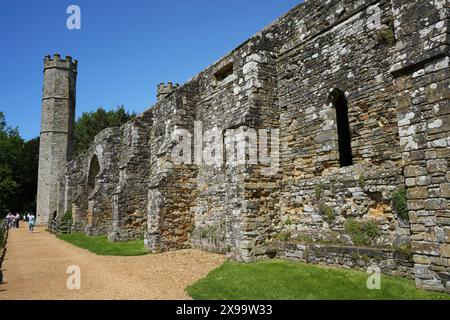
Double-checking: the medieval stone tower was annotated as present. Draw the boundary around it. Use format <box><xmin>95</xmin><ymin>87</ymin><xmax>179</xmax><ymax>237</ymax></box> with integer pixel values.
<box><xmin>36</xmin><ymin>54</ymin><xmax>77</xmax><ymax>225</ymax></box>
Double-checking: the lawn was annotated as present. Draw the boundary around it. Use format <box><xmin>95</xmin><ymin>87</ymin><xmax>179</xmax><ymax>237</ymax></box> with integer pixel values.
<box><xmin>57</xmin><ymin>232</ymin><xmax>149</xmax><ymax>256</ymax></box>
<box><xmin>187</xmin><ymin>260</ymin><xmax>450</xmax><ymax>300</ymax></box>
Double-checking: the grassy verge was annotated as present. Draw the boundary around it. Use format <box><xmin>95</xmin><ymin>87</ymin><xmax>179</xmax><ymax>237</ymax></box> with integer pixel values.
<box><xmin>187</xmin><ymin>260</ymin><xmax>450</xmax><ymax>300</ymax></box>
<box><xmin>58</xmin><ymin>232</ymin><xmax>149</xmax><ymax>256</ymax></box>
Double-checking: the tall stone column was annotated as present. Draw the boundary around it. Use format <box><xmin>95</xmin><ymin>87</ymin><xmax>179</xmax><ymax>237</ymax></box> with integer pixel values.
<box><xmin>36</xmin><ymin>54</ymin><xmax>77</xmax><ymax>225</ymax></box>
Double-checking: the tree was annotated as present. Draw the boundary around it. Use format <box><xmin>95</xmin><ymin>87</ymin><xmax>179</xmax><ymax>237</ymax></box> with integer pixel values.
<box><xmin>0</xmin><ymin>112</ymin><xmax>25</xmax><ymax>217</ymax></box>
<box><xmin>74</xmin><ymin>105</ymin><xmax>135</xmax><ymax>155</ymax></box>
<box><xmin>0</xmin><ymin>105</ymin><xmax>135</xmax><ymax>218</ymax></box>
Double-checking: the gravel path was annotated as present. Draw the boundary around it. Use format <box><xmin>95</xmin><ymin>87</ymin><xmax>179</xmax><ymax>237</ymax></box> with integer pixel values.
<box><xmin>0</xmin><ymin>226</ymin><xmax>225</xmax><ymax>300</ymax></box>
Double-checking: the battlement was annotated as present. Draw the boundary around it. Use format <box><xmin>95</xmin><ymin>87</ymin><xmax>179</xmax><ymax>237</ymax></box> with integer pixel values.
<box><xmin>157</xmin><ymin>82</ymin><xmax>180</xmax><ymax>102</ymax></box>
<box><xmin>44</xmin><ymin>54</ymin><xmax>78</xmax><ymax>72</ymax></box>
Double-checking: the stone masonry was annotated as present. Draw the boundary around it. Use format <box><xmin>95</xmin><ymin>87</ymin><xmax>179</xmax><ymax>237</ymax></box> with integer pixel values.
<box><xmin>38</xmin><ymin>0</ymin><xmax>450</xmax><ymax>292</ymax></box>
<box><xmin>37</xmin><ymin>54</ymin><xmax>77</xmax><ymax>225</ymax></box>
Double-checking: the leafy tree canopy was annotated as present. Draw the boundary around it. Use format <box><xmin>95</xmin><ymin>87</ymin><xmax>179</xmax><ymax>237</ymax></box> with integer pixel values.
<box><xmin>74</xmin><ymin>105</ymin><xmax>136</xmax><ymax>155</ymax></box>
<box><xmin>0</xmin><ymin>112</ymin><xmax>39</xmax><ymax>217</ymax></box>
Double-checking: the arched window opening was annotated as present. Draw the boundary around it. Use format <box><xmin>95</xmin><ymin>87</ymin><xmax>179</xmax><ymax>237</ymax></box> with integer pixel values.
<box><xmin>87</xmin><ymin>155</ymin><xmax>100</xmax><ymax>193</ymax></box>
<box><xmin>329</xmin><ymin>89</ymin><xmax>353</xmax><ymax>167</ymax></box>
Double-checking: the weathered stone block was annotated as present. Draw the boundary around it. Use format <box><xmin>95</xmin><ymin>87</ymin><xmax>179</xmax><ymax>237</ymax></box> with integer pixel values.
<box><xmin>426</xmin><ymin>82</ymin><xmax>450</xmax><ymax>104</ymax></box>
<box><xmin>441</xmin><ymin>184</ymin><xmax>450</xmax><ymax>198</ymax></box>
<box><xmin>404</xmin><ymin>165</ymin><xmax>427</xmax><ymax>177</ymax></box>
<box><xmin>412</xmin><ymin>242</ymin><xmax>441</xmax><ymax>256</ymax></box>
<box><xmin>441</xmin><ymin>245</ymin><xmax>450</xmax><ymax>258</ymax></box>
<box><xmin>425</xmin><ymin>199</ymin><xmax>447</xmax><ymax>210</ymax></box>
<box><xmin>413</xmin><ymin>254</ymin><xmax>430</xmax><ymax>265</ymax></box>
<box><xmin>427</xmin><ymin>159</ymin><xmax>448</xmax><ymax>174</ymax></box>
<box><xmin>407</xmin><ymin>187</ymin><xmax>428</xmax><ymax>199</ymax></box>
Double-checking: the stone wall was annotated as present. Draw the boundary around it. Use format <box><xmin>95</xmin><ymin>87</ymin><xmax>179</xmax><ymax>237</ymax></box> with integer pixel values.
<box><xmin>50</xmin><ymin>0</ymin><xmax>450</xmax><ymax>293</ymax></box>
<box><xmin>109</xmin><ymin>112</ymin><xmax>153</xmax><ymax>241</ymax></box>
<box><xmin>279</xmin><ymin>242</ymin><xmax>414</xmax><ymax>279</ymax></box>
<box><xmin>390</xmin><ymin>0</ymin><xmax>450</xmax><ymax>293</ymax></box>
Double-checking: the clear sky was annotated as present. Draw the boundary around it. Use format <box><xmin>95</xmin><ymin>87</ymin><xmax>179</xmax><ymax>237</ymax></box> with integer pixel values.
<box><xmin>0</xmin><ymin>0</ymin><xmax>302</xmax><ymax>140</ymax></box>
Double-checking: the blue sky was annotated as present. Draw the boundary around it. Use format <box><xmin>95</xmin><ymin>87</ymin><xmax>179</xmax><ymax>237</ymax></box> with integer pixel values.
<box><xmin>0</xmin><ymin>0</ymin><xmax>301</xmax><ymax>140</ymax></box>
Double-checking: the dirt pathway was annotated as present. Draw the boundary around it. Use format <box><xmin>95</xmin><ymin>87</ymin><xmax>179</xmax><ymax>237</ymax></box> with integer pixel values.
<box><xmin>0</xmin><ymin>226</ymin><xmax>225</xmax><ymax>300</ymax></box>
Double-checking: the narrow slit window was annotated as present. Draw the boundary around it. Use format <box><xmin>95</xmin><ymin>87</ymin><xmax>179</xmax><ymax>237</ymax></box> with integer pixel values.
<box><xmin>214</xmin><ymin>63</ymin><xmax>233</xmax><ymax>82</ymax></box>
<box><xmin>329</xmin><ymin>89</ymin><xmax>353</xmax><ymax>167</ymax></box>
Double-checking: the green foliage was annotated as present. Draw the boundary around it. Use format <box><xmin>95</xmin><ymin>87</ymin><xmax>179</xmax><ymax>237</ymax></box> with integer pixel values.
<box><xmin>315</xmin><ymin>184</ymin><xmax>323</xmax><ymax>200</ymax></box>
<box><xmin>0</xmin><ymin>219</ymin><xmax>6</xmax><ymax>248</ymax></box>
<box><xmin>57</xmin><ymin>233</ymin><xmax>149</xmax><ymax>256</ymax></box>
<box><xmin>60</xmin><ymin>209</ymin><xmax>73</xmax><ymax>223</ymax></box>
<box><xmin>294</xmin><ymin>234</ymin><xmax>314</xmax><ymax>243</ymax></box>
<box><xmin>376</xmin><ymin>18</ymin><xmax>396</xmax><ymax>47</ymax></box>
<box><xmin>358</xmin><ymin>175</ymin><xmax>366</xmax><ymax>189</ymax></box>
<box><xmin>392</xmin><ymin>187</ymin><xmax>408</xmax><ymax>220</ymax></box>
<box><xmin>0</xmin><ymin>112</ymin><xmax>39</xmax><ymax>217</ymax></box>
<box><xmin>319</xmin><ymin>203</ymin><xmax>334</xmax><ymax>223</ymax></box>
<box><xmin>344</xmin><ymin>219</ymin><xmax>381</xmax><ymax>246</ymax></box>
<box><xmin>186</xmin><ymin>260</ymin><xmax>450</xmax><ymax>300</ymax></box>
<box><xmin>74</xmin><ymin>106</ymin><xmax>136</xmax><ymax>155</ymax></box>
<box><xmin>277</xmin><ymin>231</ymin><xmax>291</xmax><ymax>241</ymax></box>
<box><xmin>393</xmin><ymin>243</ymin><xmax>413</xmax><ymax>262</ymax></box>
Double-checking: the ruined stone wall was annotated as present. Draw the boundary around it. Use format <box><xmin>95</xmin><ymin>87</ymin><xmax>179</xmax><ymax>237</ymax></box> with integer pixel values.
<box><xmin>109</xmin><ymin>112</ymin><xmax>153</xmax><ymax>241</ymax></box>
<box><xmin>52</xmin><ymin>0</ymin><xmax>450</xmax><ymax>293</ymax></box>
<box><xmin>65</xmin><ymin>128</ymin><xmax>121</xmax><ymax>235</ymax></box>
<box><xmin>145</xmin><ymin>81</ymin><xmax>200</xmax><ymax>251</ymax></box>
<box><xmin>270</xmin><ymin>0</ymin><xmax>410</xmax><ymax>263</ymax></box>
<box><xmin>390</xmin><ymin>0</ymin><xmax>449</xmax><ymax>293</ymax></box>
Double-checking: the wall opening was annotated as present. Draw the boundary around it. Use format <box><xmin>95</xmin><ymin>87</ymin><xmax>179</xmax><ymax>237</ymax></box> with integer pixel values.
<box><xmin>214</xmin><ymin>63</ymin><xmax>234</xmax><ymax>82</ymax></box>
<box><xmin>329</xmin><ymin>89</ymin><xmax>353</xmax><ymax>167</ymax></box>
<box><xmin>87</xmin><ymin>154</ymin><xmax>100</xmax><ymax>193</ymax></box>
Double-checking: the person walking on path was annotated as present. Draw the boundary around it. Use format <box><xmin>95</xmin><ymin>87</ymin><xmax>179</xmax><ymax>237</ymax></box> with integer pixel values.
<box><xmin>28</xmin><ymin>214</ymin><xmax>35</xmax><ymax>232</ymax></box>
<box><xmin>15</xmin><ymin>213</ymin><xmax>20</xmax><ymax>228</ymax></box>
<box><xmin>6</xmin><ymin>212</ymin><xmax>14</xmax><ymax>229</ymax></box>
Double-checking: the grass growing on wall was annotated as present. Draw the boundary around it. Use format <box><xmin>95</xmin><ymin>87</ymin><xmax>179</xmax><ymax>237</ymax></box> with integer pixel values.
<box><xmin>58</xmin><ymin>232</ymin><xmax>148</xmax><ymax>256</ymax></box>
<box><xmin>187</xmin><ymin>260</ymin><xmax>450</xmax><ymax>300</ymax></box>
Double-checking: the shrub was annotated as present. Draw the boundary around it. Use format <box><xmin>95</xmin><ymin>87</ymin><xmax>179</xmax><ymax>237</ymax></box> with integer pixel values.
<box><xmin>358</xmin><ymin>175</ymin><xmax>366</xmax><ymax>189</ymax></box>
<box><xmin>294</xmin><ymin>234</ymin><xmax>314</xmax><ymax>243</ymax></box>
<box><xmin>0</xmin><ymin>223</ymin><xmax>5</xmax><ymax>248</ymax></box>
<box><xmin>277</xmin><ymin>231</ymin><xmax>291</xmax><ymax>242</ymax></box>
<box><xmin>393</xmin><ymin>243</ymin><xmax>413</xmax><ymax>261</ymax></box>
<box><xmin>315</xmin><ymin>184</ymin><xmax>323</xmax><ymax>200</ymax></box>
<box><xmin>344</xmin><ymin>219</ymin><xmax>381</xmax><ymax>246</ymax></box>
<box><xmin>319</xmin><ymin>203</ymin><xmax>334</xmax><ymax>223</ymax></box>
<box><xmin>60</xmin><ymin>209</ymin><xmax>73</xmax><ymax>223</ymax></box>
<box><xmin>377</xmin><ymin>28</ymin><xmax>396</xmax><ymax>46</ymax></box>
<box><xmin>392</xmin><ymin>187</ymin><xmax>408</xmax><ymax>220</ymax></box>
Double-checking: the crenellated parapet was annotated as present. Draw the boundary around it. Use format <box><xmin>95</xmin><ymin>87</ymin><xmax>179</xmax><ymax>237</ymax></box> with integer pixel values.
<box><xmin>156</xmin><ymin>82</ymin><xmax>180</xmax><ymax>102</ymax></box>
<box><xmin>44</xmin><ymin>53</ymin><xmax>78</xmax><ymax>73</ymax></box>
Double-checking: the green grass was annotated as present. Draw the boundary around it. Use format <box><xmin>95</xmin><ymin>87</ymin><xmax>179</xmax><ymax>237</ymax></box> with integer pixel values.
<box><xmin>187</xmin><ymin>260</ymin><xmax>450</xmax><ymax>300</ymax></box>
<box><xmin>57</xmin><ymin>232</ymin><xmax>149</xmax><ymax>256</ymax></box>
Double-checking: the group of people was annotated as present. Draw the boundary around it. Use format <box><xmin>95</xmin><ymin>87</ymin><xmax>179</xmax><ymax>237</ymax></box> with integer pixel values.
<box><xmin>5</xmin><ymin>212</ymin><xmax>36</xmax><ymax>232</ymax></box>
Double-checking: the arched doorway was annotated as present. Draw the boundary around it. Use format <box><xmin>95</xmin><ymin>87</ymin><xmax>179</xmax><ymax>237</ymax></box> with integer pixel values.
<box><xmin>329</xmin><ymin>88</ymin><xmax>353</xmax><ymax>167</ymax></box>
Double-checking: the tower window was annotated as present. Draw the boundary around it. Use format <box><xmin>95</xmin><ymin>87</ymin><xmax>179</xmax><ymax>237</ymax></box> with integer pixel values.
<box><xmin>329</xmin><ymin>89</ymin><xmax>353</xmax><ymax>167</ymax></box>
